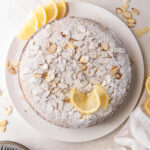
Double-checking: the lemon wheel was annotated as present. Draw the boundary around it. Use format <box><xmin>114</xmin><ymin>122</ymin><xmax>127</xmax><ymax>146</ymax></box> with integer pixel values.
<box><xmin>70</xmin><ymin>88</ymin><xmax>101</xmax><ymax>114</ymax></box>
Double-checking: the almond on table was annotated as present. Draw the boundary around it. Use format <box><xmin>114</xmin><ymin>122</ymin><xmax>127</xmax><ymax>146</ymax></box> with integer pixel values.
<box><xmin>127</xmin><ymin>18</ymin><xmax>136</xmax><ymax>24</ymax></box>
<box><xmin>128</xmin><ymin>23</ymin><xmax>135</xmax><ymax>28</ymax></box>
<box><xmin>3</xmin><ymin>105</ymin><xmax>13</xmax><ymax>115</ymax></box>
<box><xmin>122</xmin><ymin>11</ymin><xmax>132</xmax><ymax>19</ymax></box>
<box><xmin>132</xmin><ymin>8</ymin><xmax>139</xmax><ymax>15</ymax></box>
<box><xmin>116</xmin><ymin>8</ymin><xmax>123</xmax><ymax>14</ymax></box>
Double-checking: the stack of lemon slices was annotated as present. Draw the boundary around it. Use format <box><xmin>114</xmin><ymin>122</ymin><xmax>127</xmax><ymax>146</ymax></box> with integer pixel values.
<box><xmin>70</xmin><ymin>84</ymin><xmax>109</xmax><ymax>114</ymax></box>
<box><xmin>17</xmin><ymin>0</ymin><xmax>67</xmax><ymax>40</ymax></box>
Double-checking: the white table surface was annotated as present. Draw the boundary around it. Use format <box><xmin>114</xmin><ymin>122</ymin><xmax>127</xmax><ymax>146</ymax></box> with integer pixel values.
<box><xmin>0</xmin><ymin>0</ymin><xmax>150</xmax><ymax>149</ymax></box>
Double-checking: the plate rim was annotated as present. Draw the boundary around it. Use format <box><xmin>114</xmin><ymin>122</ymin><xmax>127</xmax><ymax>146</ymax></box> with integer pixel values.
<box><xmin>5</xmin><ymin>1</ymin><xmax>144</xmax><ymax>142</ymax></box>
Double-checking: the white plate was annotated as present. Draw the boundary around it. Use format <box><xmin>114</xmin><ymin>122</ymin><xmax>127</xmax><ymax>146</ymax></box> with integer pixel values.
<box><xmin>5</xmin><ymin>1</ymin><xmax>144</xmax><ymax>142</ymax></box>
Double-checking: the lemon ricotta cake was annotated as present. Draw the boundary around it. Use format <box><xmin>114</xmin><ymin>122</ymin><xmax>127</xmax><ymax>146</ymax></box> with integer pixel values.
<box><xmin>19</xmin><ymin>17</ymin><xmax>132</xmax><ymax>128</ymax></box>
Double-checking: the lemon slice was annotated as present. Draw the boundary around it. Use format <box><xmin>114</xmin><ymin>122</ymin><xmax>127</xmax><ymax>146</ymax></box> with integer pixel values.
<box><xmin>56</xmin><ymin>0</ymin><xmax>67</xmax><ymax>19</ymax></box>
<box><xmin>44</xmin><ymin>0</ymin><xmax>58</xmax><ymax>22</ymax></box>
<box><xmin>33</xmin><ymin>4</ymin><xmax>47</xmax><ymax>28</ymax></box>
<box><xmin>94</xmin><ymin>84</ymin><xmax>109</xmax><ymax>110</ymax></box>
<box><xmin>145</xmin><ymin>76</ymin><xmax>150</xmax><ymax>96</ymax></box>
<box><xmin>16</xmin><ymin>11</ymin><xmax>38</xmax><ymax>40</ymax></box>
<box><xmin>144</xmin><ymin>97</ymin><xmax>150</xmax><ymax>116</ymax></box>
<box><xmin>70</xmin><ymin>88</ymin><xmax>101</xmax><ymax>114</ymax></box>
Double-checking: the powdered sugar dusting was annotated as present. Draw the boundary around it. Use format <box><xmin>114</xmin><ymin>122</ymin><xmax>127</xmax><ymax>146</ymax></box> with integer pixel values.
<box><xmin>19</xmin><ymin>17</ymin><xmax>131</xmax><ymax>128</ymax></box>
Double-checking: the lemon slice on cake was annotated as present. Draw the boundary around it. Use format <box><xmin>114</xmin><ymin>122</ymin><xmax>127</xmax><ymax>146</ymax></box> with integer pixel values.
<box><xmin>70</xmin><ymin>88</ymin><xmax>101</xmax><ymax>114</ymax></box>
<box><xmin>144</xmin><ymin>97</ymin><xmax>150</xmax><ymax>116</ymax></box>
<box><xmin>145</xmin><ymin>76</ymin><xmax>150</xmax><ymax>96</ymax></box>
<box><xmin>44</xmin><ymin>0</ymin><xmax>58</xmax><ymax>22</ymax></box>
<box><xmin>56</xmin><ymin>0</ymin><xmax>67</xmax><ymax>19</ymax></box>
<box><xmin>16</xmin><ymin>11</ymin><xmax>38</xmax><ymax>40</ymax></box>
<box><xmin>33</xmin><ymin>4</ymin><xmax>47</xmax><ymax>28</ymax></box>
<box><xmin>94</xmin><ymin>84</ymin><xmax>109</xmax><ymax>110</ymax></box>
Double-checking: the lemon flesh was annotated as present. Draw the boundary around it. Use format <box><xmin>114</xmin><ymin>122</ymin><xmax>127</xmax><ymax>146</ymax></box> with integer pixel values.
<box><xmin>56</xmin><ymin>0</ymin><xmax>67</xmax><ymax>19</ymax></box>
<box><xmin>94</xmin><ymin>84</ymin><xmax>109</xmax><ymax>110</ymax></box>
<box><xmin>16</xmin><ymin>11</ymin><xmax>38</xmax><ymax>40</ymax></box>
<box><xmin>33</xmin><ymin>4</ymin><xmax>47</xmax><ymax>28</ymax></box>
<box><xmin>70</xmin><ymin>88</ymin><xmax>101</xmax><ymax>114</ymax></box>
<box><xmin>44</xmin><ymin>0</ymin><xmax>58</xmax><ymax>22</ymax></box>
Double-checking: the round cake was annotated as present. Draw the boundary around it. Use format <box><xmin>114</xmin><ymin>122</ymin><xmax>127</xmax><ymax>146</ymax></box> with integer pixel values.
<box><xmin>19</xmin><ymin>17</ymin><xmax>132</xmax><ymax>128</ymax></box>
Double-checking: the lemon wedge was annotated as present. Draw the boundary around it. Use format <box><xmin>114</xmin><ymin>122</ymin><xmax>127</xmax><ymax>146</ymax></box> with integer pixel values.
<box><xmin>44</xmin><ymin>0</ymin><xmax>58</xmax><ymax>22</ymax></box>
<box><xmin>16</xmin><ymin>11</ymin><xmax>38</xmax><ymax>40</ymax></box>
<box><xmin>56</xmin><ymin>0</ymin><xmax>67</xmax><ymax>19</ymax></box>
<box><xmin>70</xmin><ymin>88</ymin><xmax>101</xmax><ymax>114</ymax></box>
<box><xmin>146</xmin><ymin>76</ymin><xmax>150</xmax><ymax>96</ymax></box>
<box><xmin>33</xmin><ymin>4</ymin><xmax>47</xmax><ymax>28</ymax></box>
<box><xmin>144</xmin><ymin>97</ymin><xmax>150</xmax><ymax>116</ymax></box>
<box><xmin>94</xmin><ymin>84</ymin><xmax>109</xmax><ymax>110</ymax></box>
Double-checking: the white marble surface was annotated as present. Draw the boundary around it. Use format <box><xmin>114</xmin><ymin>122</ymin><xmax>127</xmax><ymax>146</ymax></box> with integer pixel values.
<box><xmin>0</xmin><ymin>0</ymin><xmax>149</xmax><ymax>149</ymax></box>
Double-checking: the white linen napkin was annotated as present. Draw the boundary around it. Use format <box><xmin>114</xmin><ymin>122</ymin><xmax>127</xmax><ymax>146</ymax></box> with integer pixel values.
<box><xmin>108</xmin><ymin>91</ymin><xmax>150</xmax><ymax>150</ymax></box>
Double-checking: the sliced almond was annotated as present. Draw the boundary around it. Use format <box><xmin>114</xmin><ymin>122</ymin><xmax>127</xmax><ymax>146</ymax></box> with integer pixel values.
<box><xmin>65</xmin><ymin>40</ymin><xmax>74</xmax><ymax>50</ymax></box>
<box><xmin>61</xmin><ymin>32</ymin><xmax>66</xmax><ymax>37</ymax></box>
<box><xmin>0</xmin><ymin>126</ymin><xmax>6</xmax><ymax>133</ymax></box>
<box><xmin>42</xmin><ymin>72</ymin><xmax>48</xmax><ymax>79</ymax></box>
<box><xmin>79</xmin><ymin>64</ymin><xmax>87</xmax><ymax>71</ymax></box>
<box><xmin>101</xmin><ymin>42</ymin><xmax>109</xmax><ymax>51</ymax></box>
<box><xmin>34</xmin><ymin>73</ymin><xmax>41</xmax><ymax>78</ymax></box>
<box><xmin>1</xmin><ymin>120</ymin><xmax>7</xmax><ymax>126</ymax></box>
<box><xmin>135</xmin><ymin>29</ymin><xmax>143</xmax><ymax>38</ymax></box>
<box><xmin>79</xmin><ymin>57</ymin><xmax>84</xmax><ymax>63</ymax></box>
<box><xmin>3</xmin><ymin>105</ymin><xmax>13</xmax><ymax>115</ymax></box>
<box><xmin>116</xmin><ymin>8</ymin><xmax>123</xmax><ymax>14</ymax></box>
<box><xmin>5</xmin><ymin>61</ymin><xmax>9</xmax><ymax>68</ymax></box>
<box><xmin>114</xmin><ymin>73</ymin><xmax>122</xmax><ymax>79</ymax></box>
<box><xmin>47</xmin><ymin>42</ymin><xmax>57</xmax><ymax>54</ymax></box>
<box><xmin>142</xmin><ymin>26</ymin><xmax>149</xmax><ymax>34</ymax></box>
<box><xmin>127</xmin><ymin>18</ymin><xmax>136</xmax><ymax>24</ymax></box>
<box><xmin>8</xmin><ymin>66</ymin><xmax>16</xmax><ymax>74</ymax></box>
<box><xmin>122</xmin><ymin>3</ymin><xmax>128</xmax><ymax>10</ymax></box>
<box><xmin>128</xmin><ymin>23</ymin><xmax>135</xmax><ymax>28</ymax></box>
<box><xmin>132</xmin><ymin>8</ymin><xmax>139</xmax><ymax>15</ymax></box>
<box><xmin>109</xmin><ymin>66</ymin><xmax>119</xmax><ymax>75</ymax></box>
<box><xmin>64</xmin><ymin>99</ymin><xmax>70</xmax><ymax>103</ymax></box>
<box><xmin>123</xmin><ymin>11</ymin><xmax>132</xmax><ymax>19</ymax></box>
